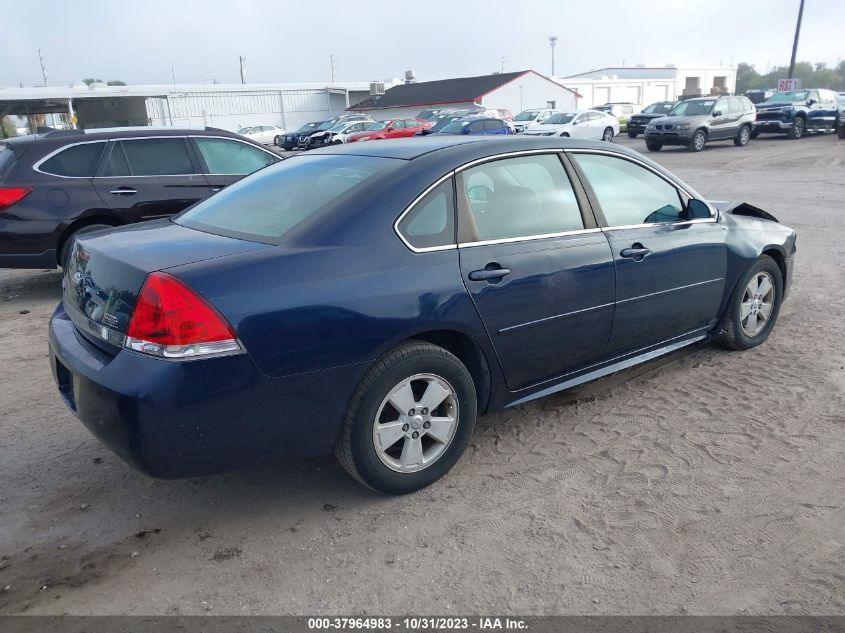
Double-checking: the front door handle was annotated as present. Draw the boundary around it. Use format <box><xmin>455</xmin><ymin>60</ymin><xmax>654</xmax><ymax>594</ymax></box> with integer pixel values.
<box><xmin>620</xmin><ymin>245</ymin><xmax>651</xmax><ymax>261</ymax></box>
<box><xmin>109</xmin><ymin>187</ymin><xmax>137</xmax><ymax>195</ymax></box>
<box><xmin>468</xmin><ymin>267</ymin><xmax>511</xmax><ymax>281</ymax></box>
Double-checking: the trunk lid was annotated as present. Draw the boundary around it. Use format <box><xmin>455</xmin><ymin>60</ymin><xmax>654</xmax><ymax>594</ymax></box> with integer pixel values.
<box><xmin>63</xmin><ymin>219</ymin><xmax>269</xmax><ymax>351</ymax></box>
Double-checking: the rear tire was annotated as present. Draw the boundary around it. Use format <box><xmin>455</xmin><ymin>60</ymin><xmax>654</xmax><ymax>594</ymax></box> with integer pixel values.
<box><xmin>734</xmin><ymin>124</ymin><xmax>751</xmax><ymax>146</ymax></box>
<box><xmin>602</xmin><ymin>127</ymin><xmax>614</xmax><ymax>142</ymax></box>
<box><xmin>688</xmin><ymin>129</ymin><xmax>707</xmax><ymax>152</ymax></box>
<box><xmin>788</xmin><ymin>117</ymin><xmax>805</xmax><ymax>139</ymax></box>
<box><xmin>645</xmin><ymin>141</ymin><xmax>663</xmax><ymax>151</ymax></box>
<box><xmin>838</xmin><ymin>125</ymin><xmax>845</xmax><ymax>139</ymax></box>
<box><xmin>336</xmin><ymin>341</ymin><xmax>477</xmax><ymax>494</ymax></box>
<box><xmin>715</xmin><ymin>255</ymin><xmax>783</xmax><ymax>351</ymax></box>
<box><xmin>60</xmin><ymin>224</ymin><xmax>115</xmax><ymax>268</ymax></box>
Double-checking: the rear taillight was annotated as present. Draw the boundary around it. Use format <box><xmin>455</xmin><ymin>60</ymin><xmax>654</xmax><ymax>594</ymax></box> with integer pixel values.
<box><xmin>0</xmin><ymin>187</ymin><xmax>33</xmax><ymax>212</ymax></box>
<box><xmin>125</xmin><ymin>272</ymin><xmax>242</xmax><ymax>359</ymax></box>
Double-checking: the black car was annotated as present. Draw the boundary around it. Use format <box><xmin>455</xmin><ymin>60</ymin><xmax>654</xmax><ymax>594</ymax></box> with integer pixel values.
<box><xmin>0</xmin><ymin>127</ymin><xmax>280</xmax><ymax>269</ymax></box>
<box><xmin>278</xmin><ymin>115</ymin><xmax>372</xmax><ymax>151</ymax></box>
<box><xmin>627</xmin><ymin>101</ymin><xmax>675</xmax><ymax>138</ymax></box>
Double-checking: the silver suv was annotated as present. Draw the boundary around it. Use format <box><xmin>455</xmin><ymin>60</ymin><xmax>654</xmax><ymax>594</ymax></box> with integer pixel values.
<box><xmin>644</xmin><ymin>95</ymin><xmax>756</xmax><ymax>152</ymax></box>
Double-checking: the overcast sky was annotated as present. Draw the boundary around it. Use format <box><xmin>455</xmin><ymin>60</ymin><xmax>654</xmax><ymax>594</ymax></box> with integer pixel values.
<box><xmin>2</xmin><ymin>0</ymin><xmax>843</xmax><ymax>87</ymax></box>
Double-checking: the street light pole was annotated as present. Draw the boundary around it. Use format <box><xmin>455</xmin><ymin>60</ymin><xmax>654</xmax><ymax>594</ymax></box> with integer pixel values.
<box><xmin>549</xmin><ymin>36</ymin><xmax>558</xmax><ymax>77</ymax></box>
<box><xmin>788</xmin><ymin>0</ymin><xmax>805</xmax><ymax>79</ymax></box>
<box><xmin>239</xmin><ymin>56</ymin><xmax>247</xmax><ymax>85</ymax></box>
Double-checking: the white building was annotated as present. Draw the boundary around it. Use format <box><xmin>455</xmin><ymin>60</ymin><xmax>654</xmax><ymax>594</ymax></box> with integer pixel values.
<box><xmin>348</xmin><ymin>70</ymin><xmax>579</xmax><ymax>119</ymax></box>
<box><xmin>0</xmin><ymin>81</ymin><xmax>394</xmax><ymax>135</ymax></box>
<box><xmin>560</xmin><ymin>66</ymin><xmax>738</xmax><ymax>109</ymax></box>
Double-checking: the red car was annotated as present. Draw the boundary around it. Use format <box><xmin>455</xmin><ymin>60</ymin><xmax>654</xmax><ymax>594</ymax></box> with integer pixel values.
<box><xmin>346</xmin><ymin>118</ymin><xmax>432</xmax><ymax>142</ymax></box>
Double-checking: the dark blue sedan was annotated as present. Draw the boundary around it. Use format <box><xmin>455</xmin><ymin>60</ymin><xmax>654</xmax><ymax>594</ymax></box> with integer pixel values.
<box><xmin>49</xmin><ymin>136</ymin><xmax>796</xmax><ymax>493</ymax></box>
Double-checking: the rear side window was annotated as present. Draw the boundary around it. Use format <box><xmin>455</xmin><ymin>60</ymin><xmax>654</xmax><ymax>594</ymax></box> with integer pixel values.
<box><xmin>176</xmin><ymin>154</ymin><xmax>400</xmax><ymax>243</ymax></box>
<box><xmin>193</xmin><ymin>137</ymin><xmax>277</xmax><ymax>175</ymax></box>
<box><xmin>39</xmin><ymin>142</ymin><xmax>106</xmax><ymax>177</ymax></box>
<box><xmin>483</xmin><ymin>120</ymin><xmax>503</xmax><ymax>131</ymax></box>
<box><xmin>396</xmin><ymin>179</ymin><xmax>455</xmax><ymax>250</ymax></box>
<box><xmin>103</xmin><ymin>138</ymin><xmax>194</xmax><ymax>177</ymax></box>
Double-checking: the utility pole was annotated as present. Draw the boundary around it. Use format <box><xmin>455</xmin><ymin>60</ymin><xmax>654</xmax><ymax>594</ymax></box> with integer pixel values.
<box><xmin>549</xmin><ymin>36</ymin><xmax>558</xmax><ymax>77</ymax></box>
<box><xmin>171</xmin><ymin>66</ymin><xmax>176</xmax><ymax>89</ymax></box>
<box><xmin>788</xmin><ymin>0</ymin><xmax>805</xmax><ymax>78</ymax></box>
<box><xmin>38</xmin><ymin>48</ymin><xmax>47</xmax><ymax>86</ymax></box>
<box><xmin>501</xmin><ymin>56</ymin><xmax>506</xmax><ymax>73</ymax></box>
<box><xmin>330</xmin><ymin>54</ymin><xmax>336</xmax><ymax>83</ymax></box>
<box><xmin>239</xmin><ymin>56</ymin><xmax>247</xmax><ymax>84</ymax></box>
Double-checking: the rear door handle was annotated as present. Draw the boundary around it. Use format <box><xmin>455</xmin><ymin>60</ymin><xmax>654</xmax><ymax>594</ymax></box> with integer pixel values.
<box><xmin>109</xmin><ymin>187</ymin><xmax>137</xmax><ymax>195</ymax></box>
<box><xmin>468</xmin><ymin>267</ymin><xmax>511</xmax><ymax>281</ymax></box>
<box><xmin>620</xmin><ymin>246</ymin><xmax>651</xmax><ymax>261</ymax></box>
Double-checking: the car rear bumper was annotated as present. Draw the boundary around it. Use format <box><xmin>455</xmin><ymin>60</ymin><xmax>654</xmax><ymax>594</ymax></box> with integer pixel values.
<box><xmin>49</xmin><ymin>302</ymin><xmax>368</xmax><ymax>478</ymax></box>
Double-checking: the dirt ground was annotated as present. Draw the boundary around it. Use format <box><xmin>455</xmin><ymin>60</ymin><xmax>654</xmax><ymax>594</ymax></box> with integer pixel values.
<box><xmin>0</xmin><ymin>133</ymin><xmax>843</xmax><ymax>616</ymax></box>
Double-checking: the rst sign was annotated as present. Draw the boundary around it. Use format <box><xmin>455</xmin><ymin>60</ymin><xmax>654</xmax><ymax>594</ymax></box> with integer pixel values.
<box><xmin>778</xmin><ymin>78</ymin><xmax>802</xmax><ymax>92</ymax></box>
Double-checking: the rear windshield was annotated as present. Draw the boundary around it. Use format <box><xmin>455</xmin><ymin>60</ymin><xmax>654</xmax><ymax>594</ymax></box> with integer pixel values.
<box><xmin>0</xmin><ymin>144</ymin><xmax>17</xmax><ymax>179</ymax></box>
<box><xmin>176</xmin><ymin>154</ymin><xmax>400</xmax><ymax>243</ymax></box>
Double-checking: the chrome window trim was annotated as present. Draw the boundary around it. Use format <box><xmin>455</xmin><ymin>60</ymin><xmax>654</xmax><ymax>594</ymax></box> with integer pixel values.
<box><xmin>454</xmin><ymin>148</ymin><xmax>564</xmax><ymax>173</ymax></box>
<box><xmin>393</xmin><ymin>171</ymin><xmax>458</xmax><ymax>254</ymax></box>
<box><xmin>459</xmin><ymin>227</ymin><xmax>602</xmax><ymax>249</ymax></box>
<box><xmin>33</xmin><ymin>134</ymin><xmax>278</xmax><ymax>180</ymax></box>
<box><xmin>601</xmin><ymin>217</ymin><xmax>718</xmax><ymax>232</ymax></box>
<box><xmin>32</xmin><ymin>139</ymin><xmax>109</xmax><ymax>179</ymax></box>
<box><xmin>564</xmin><ymin>147</ymin><xmax>719</xmax><ymax>220</ymax></box>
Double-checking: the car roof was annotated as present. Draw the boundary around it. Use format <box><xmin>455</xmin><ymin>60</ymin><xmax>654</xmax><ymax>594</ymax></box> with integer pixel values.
<box><xmin>306</xmin><ymin>135</ymin><xmax>643</xmax><ymax>161</ymax></box>
<box><xmin>25</xmin><ymin>126</ymin><xmax>238</xmax><ymax>142</ymax></box>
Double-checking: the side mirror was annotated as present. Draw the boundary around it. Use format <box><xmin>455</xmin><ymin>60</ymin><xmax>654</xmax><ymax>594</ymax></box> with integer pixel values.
<box><xmin>386</xmin><ymin>126</ymin><xmax>394</xmax><ymax>132</ymax></box>
<box><xmin>713</xmin><ymin>110</ymin><xmax>723</xmax><ymax>117</ymax></box>
<box><xmin>687</xmin><ymin>198</ymin><xmax>711</xmax><ymax>220</ymax></box>
<box><xmin>807</xmin><ymin>99</ymin><xmax>816</xmax><ymax>106</ymax></box>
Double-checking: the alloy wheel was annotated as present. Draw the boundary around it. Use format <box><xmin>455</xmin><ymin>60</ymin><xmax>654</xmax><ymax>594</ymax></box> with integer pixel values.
<box><xmin>603</xmin><ymin>127</ymin><xmax>614</xmax><ymax>142</ymax></box>
<box><xmin>693</xmin><ymin>131</ymin><xmax>706</xmax><ymax>151</ymax></box>
<box><xmin>372</xmin><ymin>373</ymin><xmax>459</xmax><ymax>473</ymax></box>
<box><xmin>740</xmin><ymin>272</ymin><xmax>775</xmax><ymax>337</ymax></box>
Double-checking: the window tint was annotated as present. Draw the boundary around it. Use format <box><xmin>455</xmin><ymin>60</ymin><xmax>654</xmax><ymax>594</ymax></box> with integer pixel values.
<box><xmin>194</xmin><ymin>137</ymin><xmax>277</xmax><ymax>175</ymax></box>
<box><xmin>177</xmin><ymin>155</ymin><xmax>400</xmax><ymax>242</ymax></box>
<box><xmin>391</xmin><ymin>120</ymin><xmax>405</xmax><ymax>130</ymax></box>
<box><xmin>460</xmin><ymin>154</ymin><xmax>583</xmax><ymax>242</ymax></box>
<box><xmin>397</xmin><ymin>179</ymin><xmax>455</xmax><ymax>249</ymax></box>
<box><xmin>39</xmin><ymin>142</ymin><xmax>106</xmax><ymax>177</ymax></box>
<box><xmin>100</xmin><ymin>142</ymin><xmax>131</xmax><ymax>177</ymax></box>
<box><xmin>572</xmin><ymin>153</ymin><xmax>685</xmax><ymax>226</ymax></box>
<box><xmin>483</xmin><ymin>120</ymin><xmax>503</xmax><ymax>131</ymax></box>
<box><xmin>120</xmin><ymin>138</ymin><xmax>194</xmax><ymax>176</ymax></box>
<box><xmin>404</xmin><ymin>119</ymin><xmax>419</xmax><ymax>128</ymax></box>
<box><xmin>469</xmin><ymin>120</ymin><xmax>485</xmax><ymax>132</ymax></box>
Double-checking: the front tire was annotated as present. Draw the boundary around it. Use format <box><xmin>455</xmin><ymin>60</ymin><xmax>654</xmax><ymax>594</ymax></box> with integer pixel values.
<box><xmin>837</xmin><ymin>125</ymin><xmax>845</xmax><ymax>139</ymax></box>
<box><xmin>602</xmin><ymin>127</ymin><xmax>614</xmax><ymax>142</ymax></box>
<box><xmin>716</xmin><ymin>255</ymin><xmax>783</xmax><ymax>351</ymax></box>
<box><xmin>788</xmin><ymin>117</ymin><xmax>805</xmax><ymax>139</ymax></box>
<box><xmin>645</xmin><ymin>141</ymin><xmax>663</xmax><ymax>151</ymax></box>
<box><xmin>688</xmin><ymin>129</ymin><xmax>707</xmax><ymax>152</ymax></box>
<box><xmin>750</xmin><ymin>130</ymin><xmax>760</xmax><ymax>139</ymax></box>
<box><xmin>628</xmin><ymin>131</ymin><xmax>638</xmax><ymax>138</ymax></box>
<box><xmin>336</xmin><ymin>341</ymin><xmax>477</xmax><ymax>494</ymax></box>
<box><xmin>734</xmin><ymin>124</ymin><xmax>751</xmax><ymax>146</ymax></box>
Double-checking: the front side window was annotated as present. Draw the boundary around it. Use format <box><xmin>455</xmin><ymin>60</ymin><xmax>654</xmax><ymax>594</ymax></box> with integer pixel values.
<box><xmin>572</xmin><ymin>153</ymin><xmax>685</xmax><ymax>226</ymax></box>
<box><xmin>177</xmin><ymin>155</ymin><xmax>400</xmax><ymax>243</ymax></box>
<box><xmin>459</xmin><ymin>154</ymin><xmax>583</xmax><ymax>242</ymax></box>
<box><xmin>468</xmin><ymin>121</ymin><xmax>485</xmax><ymax>133</ymax></box>
<box><xmin>396</xmin><ymin>179</ymin><xmax>455</xmax><ymax>250</ymax></box>
<box><xmin>39</xmin><ymin>142</ymin><xmax>106</xmax><ymax>177</ymax></box>
<box><xmin>483</xmin><ymin>120</ymin><xmax>504</xmax><ymax>131</ymax></box>
<box><xmin>116</xmin><ymin>138</ymin><xmax>195</xmax><ymax>176</ymax></box>
<box><xmin>194</xmin><ymin>137</ymin><xmax>277</xmax><ymax>175</ymax></box>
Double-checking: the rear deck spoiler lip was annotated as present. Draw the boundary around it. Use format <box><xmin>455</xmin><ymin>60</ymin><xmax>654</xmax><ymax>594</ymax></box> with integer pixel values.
<box><xmin>708</xmin><ymin>200</ymin><xmax>779</xmax><ymax>223</ymax></box>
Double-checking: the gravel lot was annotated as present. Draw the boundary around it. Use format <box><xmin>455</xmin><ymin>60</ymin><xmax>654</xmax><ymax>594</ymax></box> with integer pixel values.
<box><xmin>0</xmin><ymin>133</ymin><xmax>843</xmax><ymax>616</ymax></box>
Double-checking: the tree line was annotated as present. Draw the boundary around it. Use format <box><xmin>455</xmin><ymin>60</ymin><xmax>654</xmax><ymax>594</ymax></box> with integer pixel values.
<box><xmin>737</xmin><ymin>61</ymin><xmax>845</xmax><ymax>93</ymax></box>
